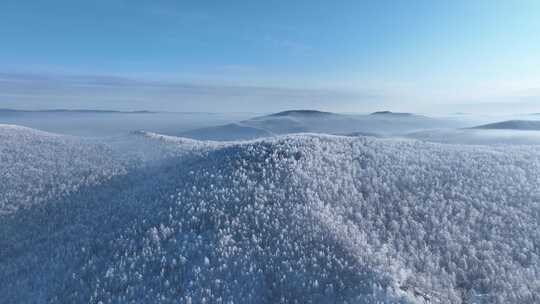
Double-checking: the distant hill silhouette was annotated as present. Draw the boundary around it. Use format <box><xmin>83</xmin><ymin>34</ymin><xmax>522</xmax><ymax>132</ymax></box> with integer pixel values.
<box><xmin>0</xmin><ymin>108</ymin><xmax>155</xmax><ymax>114</ymax></box>
<box><xmin>179</xmin><ymin>109</ymin><xmax>458</xmax><ymax>141</ymax></box>
<box><xmin>370</xmin><ymin>111</ymin><xmax>414</xmax><ymax>117</ymax></box>
<box><xmin>472</xmin><ymin>120</ymin><xmax>540</xmax><ymax>131</ymax></box>
<box><xmin>268</xmin><ymin>110</ymin><xmax>334</xmax><ymax>117</ymax></box>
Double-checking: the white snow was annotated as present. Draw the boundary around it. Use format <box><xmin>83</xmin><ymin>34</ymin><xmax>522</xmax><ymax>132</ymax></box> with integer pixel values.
<box><xmin>2</xmin><ymin>125</ymin><xmax>540</xmax><ymax>303</ymax></box>
<box><xmin>408</xmin><ymin>129</ymin><xmax>540</xmax><ymax>145</ymax></box>
<box><xmin>0</xmin><ymin>124</ymin><xmax>127</xmax><ymax>214</ymax></box>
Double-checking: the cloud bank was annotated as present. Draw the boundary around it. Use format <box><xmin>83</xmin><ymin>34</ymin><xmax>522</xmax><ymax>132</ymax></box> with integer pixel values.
<box><xmin>0</xmin><ymin>72</ymin><xmax>379</xmax><ymax>113</ymax></box>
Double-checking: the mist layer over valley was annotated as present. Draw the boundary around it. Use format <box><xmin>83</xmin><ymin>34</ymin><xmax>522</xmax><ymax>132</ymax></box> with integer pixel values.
<box><xmin>0</xmin><ymin>109</ymin><xmax>254</xmax><ymax>137</ymax></box>
<box><xmin>7</xmin><ymin>108</ymin><xmax>540</xmax><ymax>145</ymax></box>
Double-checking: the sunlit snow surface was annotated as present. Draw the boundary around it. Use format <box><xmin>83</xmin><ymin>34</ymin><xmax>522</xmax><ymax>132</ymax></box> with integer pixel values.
<box><xmin>0</xmin><ymin>125</ymin><xmax>128</xmax><ymax>214</ymax></box>
<box><xmin>408</xmin><ymin>129</ymin><xmax>540</xmax><ymax>145</ymax></box>
<box><xmin>2</xmin><ymin>125</ymin><xmax>540</xmax><ymax>303</ymax></box>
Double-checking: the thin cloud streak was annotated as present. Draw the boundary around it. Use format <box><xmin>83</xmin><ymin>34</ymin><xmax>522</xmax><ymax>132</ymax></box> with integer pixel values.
<box><xmin>0</xmin><ymin>72</ymin><xmax>381</xmax><ymax>113</ymax></box>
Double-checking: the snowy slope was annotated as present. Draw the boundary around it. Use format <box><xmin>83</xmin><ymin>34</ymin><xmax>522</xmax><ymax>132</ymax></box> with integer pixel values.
<box><xmin>0</xmin><ymin>126</ymin><xmax>212</xmax><ymax>214</ymax></box>
<box><xmin>407</xmin><ymin>129</ymin><xmax>540</xmax><ymax>145</ymax></box>
<box><xmin>2</xmin><ymin>128</ymin><xmax>540</xmax><ymax>303</ymax></box>
<box><xmin>0</xmin><ymin>125</ymin><xmax>128</xmax><ymax>214</ymax></box>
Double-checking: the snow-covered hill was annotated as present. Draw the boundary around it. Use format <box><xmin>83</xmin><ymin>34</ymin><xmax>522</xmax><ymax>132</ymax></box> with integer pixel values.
<box><xmin>176</xmin><ymin>122</ymin><xmax>274</xmax><ymax>141</ymax></box>
<box><xmin>407</xmin><ymin>129</ymin><xmax>540</xmax><ymax>145</ymax></box>
<box><xmin>472</xmin><ymin>120</ymin><xmax>540</xmax><ymax>131</ymax></box>
<box><xmin>2</xmin><ymin>126</ymin><xmax>540</xmax><ymax>303</ymax></box>
<box><xmin>0</xmin><ymin>125</ymin><xmax>128</xmax><ymax>214</ymax></box>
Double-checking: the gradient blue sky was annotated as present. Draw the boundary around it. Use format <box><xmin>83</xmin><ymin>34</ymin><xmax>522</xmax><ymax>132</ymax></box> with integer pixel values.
<box><xmin>1</xmin><ymin>0</ymin><xmax>540</xmax><ymax>113</ymax></box>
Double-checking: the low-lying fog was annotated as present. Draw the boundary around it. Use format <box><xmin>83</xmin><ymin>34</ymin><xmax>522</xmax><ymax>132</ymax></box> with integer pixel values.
<box><xmin>2</xmin><ymin>108</ymin><xmax>540</xmax><ymax>145</ymax></box>
<box><xmin>0</xmin><ymin>109</ymin><xmax>255</xmax><ymax>137</ymax></box>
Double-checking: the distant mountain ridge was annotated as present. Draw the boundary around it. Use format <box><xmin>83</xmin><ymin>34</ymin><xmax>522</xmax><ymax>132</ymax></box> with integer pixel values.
<box><xmin>179</xmin><ymin>109</ymin><xmax>459</xmax><ymax>141</ymax></box>
<box><xmin>0</xmin><ymin>108</ymin><xmax>155</xmax><ymax>114</ymax></box>
<box><xmin>268</xmin><ymin>110</ymin><xmax>334</xmax><ymax>117</ymax></box>
<box><xmin>370</xmin><ymin>111</ymin><xmax>414</xmax><ymax>117</ymax></box>
<box><xmin>472</xmin><ymin>120</ymin><xmax>540</xmax><ymax>130</ymax></box>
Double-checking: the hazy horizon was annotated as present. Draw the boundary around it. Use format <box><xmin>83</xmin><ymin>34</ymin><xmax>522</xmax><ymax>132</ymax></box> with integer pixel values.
<box><xmin>2</xmin><ymin>1</ymin><xmax>540</xmax><ymax>114</ymax></box>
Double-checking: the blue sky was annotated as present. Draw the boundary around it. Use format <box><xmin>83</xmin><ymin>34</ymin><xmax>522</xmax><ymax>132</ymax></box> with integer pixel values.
<box><xmin>1</xmin><ymin>0</ymin><xmax>539</xmax><ymax>113</ymax></box>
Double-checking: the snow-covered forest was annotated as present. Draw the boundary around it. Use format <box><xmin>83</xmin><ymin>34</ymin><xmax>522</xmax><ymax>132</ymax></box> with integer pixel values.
<box><xmin>4</xmin><ymin>0</ymin><xmax>540</xmax><ymax>302</ymax></box>
<box><xmin>2</xmin><ymin>123</ymin><xmax>540</xmax><ymax>303</ymax></box>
